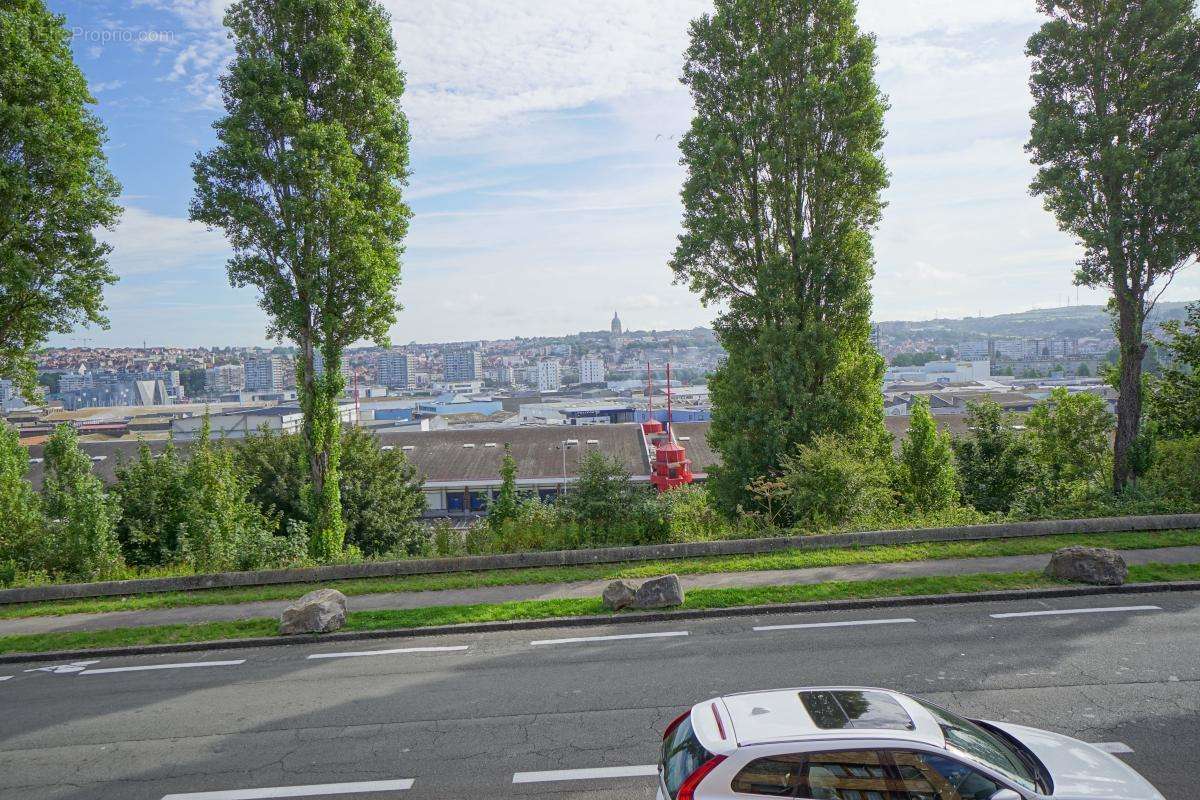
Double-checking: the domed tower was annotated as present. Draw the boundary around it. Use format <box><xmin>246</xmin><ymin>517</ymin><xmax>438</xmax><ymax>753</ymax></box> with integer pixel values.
<box><xmin>611</xmin><ymin>311</ymin><xmax>622</xmax><ymax>336</ymax></box>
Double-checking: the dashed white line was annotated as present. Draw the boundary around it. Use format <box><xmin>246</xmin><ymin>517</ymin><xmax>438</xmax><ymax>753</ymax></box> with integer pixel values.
<box><xmin>513</xmin><ymin>765</ymin><xmax>658</xmax><ymax>783</ymax></box>
<box><xmin>79</xmin><ymin>660</ymin><xmax>246</xmax><ymax>675</ymax></box>
<box><xmin>529</xmin><ymin>631</ymin><xmax>688</xmax><ymax>647</ymax></box>
<box><xmin>307</xmin><ymin>645</ymin><xmax>469</xmax><ymax>660</ymax></box>
<box><xmin>0</xmin><ymin>676</ymin><xmax>11</xmax><ymax>682</ymax></box>
<box><xmin>1093</xmin><ymin>741</ymin><xmax>1135</xmax><ymax>754</ymax></box>
<box><xmin>990</xmin><ymin>605</ymin><xmax>1162</xmax><ymax>619</ymax></box>
<box><xmin>160</xmin><ymin>779</ymin><xmax>414</xmax><ymax>799</ymax></box>
<box><xmin>754</xmin><ymin>617</ymin><xmax>917</xmax><ymax>632</ymax></box>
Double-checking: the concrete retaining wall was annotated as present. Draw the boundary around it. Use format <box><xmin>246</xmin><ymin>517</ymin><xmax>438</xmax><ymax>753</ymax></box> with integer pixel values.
<box><xmin>3</xmin><ymin>512</ymin><xmax>1198</xmax><ymax>606</ymax></box>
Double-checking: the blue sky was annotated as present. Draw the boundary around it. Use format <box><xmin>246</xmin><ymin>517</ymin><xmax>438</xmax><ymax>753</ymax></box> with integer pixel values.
<box><xmin>45</xmin><ymin>0</ymin><xmax>1200</xmax><ymax>348</ymax></box>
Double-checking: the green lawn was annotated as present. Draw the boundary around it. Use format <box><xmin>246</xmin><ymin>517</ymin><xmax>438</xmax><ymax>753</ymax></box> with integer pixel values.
<box><xmin>2</xmin><ymin>528</ymin><xmax>1198</xmax><ymax>621</ymax></box>
<box><xmin>2</xmin><ymin>562</ymin><xmax>1197</xmax><ymax>656</ymax></box>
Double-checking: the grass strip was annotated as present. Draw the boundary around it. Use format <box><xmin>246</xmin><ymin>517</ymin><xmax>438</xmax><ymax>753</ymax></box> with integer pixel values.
<box><xmin>3</xmin><ymin>528</ymin><xmax>1200</xmax><ymax>620</ymax></box>
<box><xmin>2</xmin><ymin>562</ymin><xmax>1197</xmax><ymax>656</ymax></box>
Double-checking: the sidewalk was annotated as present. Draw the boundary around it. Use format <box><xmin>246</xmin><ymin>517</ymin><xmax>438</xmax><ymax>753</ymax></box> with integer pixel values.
<box><xmin>4</xmin><ymin>545</ymin><xmax>1199</xmax><ymax>638</ymax></box>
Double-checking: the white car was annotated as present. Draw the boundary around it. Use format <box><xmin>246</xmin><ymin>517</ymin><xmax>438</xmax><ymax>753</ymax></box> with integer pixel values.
<box><xmin>657</xmin><ymin>687</ymin><xmax>1164</xmax><ymax>800</ymax></box>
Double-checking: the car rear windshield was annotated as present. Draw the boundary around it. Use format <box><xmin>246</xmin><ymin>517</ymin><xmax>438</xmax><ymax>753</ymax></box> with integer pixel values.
<box><xmin>661</xmin><ymin>714</ymin><xmax>714</xmax><ymax>799</ymax></box>
<box><xmin>913</xmin><ymin>698</ymin><xmax>1038</xmax><ymax>792</ymax></box>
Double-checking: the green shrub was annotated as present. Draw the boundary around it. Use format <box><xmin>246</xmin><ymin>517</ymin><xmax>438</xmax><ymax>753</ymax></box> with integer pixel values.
<box><xmin>779</xmin><ymin>434</ymin><xmax>895</xmax><ymax>530</ymax></box>
<box><xmin>1140</xmin><ymin>435</ymin><xmax>1200</xmax><ymax>506</ymax></box>
<box><xmin>951</xmin><ymin>401</ymin><xmax>1040</xmax><ymax>514</ymax></box>
<box><xmin>40</xmin><ymin>425</ymin><xmax>123</xmax><ymax>581</ymax></box>
<box><xmin>0</xmin><ymin>422</ymin><xmax>46</xmax><ymax>583</ymax></box>
<box><xmin>112</xmin><ymin>441</ymin><xmax>189</xmax><ymax>566</ymax></box>
<box><xmin>655</xmin><ymin>484</ymin><xmax>729</xmax><ymax>542</ymax></box>
<box><xmin>1026</xmin><ymin>387</ymin><xmax>1114</xmax><ymax>487</ymax></box>
<box><xmin>234</xmin><ymin>426</ymin><xmax>426</xmax><ymax>558</ymax></box>
<box><xmin>897</xmin><ymin>396</ymin><xmax>958</xmax><ymax>512</ymax></box>
<box><xmin>180</xmin><ymin>418</ymin><xmax>294</xmax><ymax>573</ymax></box>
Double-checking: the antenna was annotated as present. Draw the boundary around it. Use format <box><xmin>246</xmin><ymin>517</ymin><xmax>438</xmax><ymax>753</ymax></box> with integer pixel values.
<box><xmin>666</xmin><ymin>362</ymin><xmax>673</xmax><ymax>436</ymax></box>
<box><xmin>646</xmin><ymin>360</ymin><xmax>653</xmax><ymax>421</ymax></box>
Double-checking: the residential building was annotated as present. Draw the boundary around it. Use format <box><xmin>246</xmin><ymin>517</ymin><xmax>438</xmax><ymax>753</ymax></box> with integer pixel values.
<box><xmin>444</xmin><ymin>348</ymin><xmax>482</xmax><ymax>383</ymax></box>
<box><xmin>244</xmin><ymin>355</ymin><xmax>291</xmax><ymax>392</ymax></box>
<box><xmin>377</xmin><ymin>351</ymin><xmax>416</xmax><ymax>388</ymax></box>
<box><xmin>537</xmin><ymin>358</ymin><xmax>562</xmax><ymax>393</ymax></box>
<box><xmin>957</xmin><ymin>340</ymin><xmax>991</xmax><ymax>361</ymax></box>
<box><xmin>580</xmin><ymin>355</ymin><xmax>605</xmax><ymax>385</ymax></box>
<box><xmin>205</xmin><ymin>364</ymin><xmax>245</xmax><ymax>394</ymax></box>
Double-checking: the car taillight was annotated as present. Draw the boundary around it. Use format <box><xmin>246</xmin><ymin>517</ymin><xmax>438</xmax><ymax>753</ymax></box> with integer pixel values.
<box><xmin>678</xmin><ymin>754</ymin><xmax>726</xmax><ymax>800</ymax></box>
<box><xmin>663</xmin><ymin>709</ymin><xmax>690</xmax><ymax>741</ymax></box>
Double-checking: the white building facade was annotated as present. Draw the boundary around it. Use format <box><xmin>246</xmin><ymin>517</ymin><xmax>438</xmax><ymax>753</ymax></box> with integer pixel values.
<box><xmin>205</xmin><ymin>364</ymin><xmax>245</xmax><ymax>394</ymax></box>
<box><xmin>537</xmin><ymin>359</ymin><xmax>561</xmax><ymax>393</ymax></box>
<box><xmin>580</xmin><ymin>355</ymin><xmax>605</xmax><ymax>385</ymax></box>
<box><xmin>377</xmin><ymin>352</ymin><xmax>415</xmax><ymax>388</ymax></box>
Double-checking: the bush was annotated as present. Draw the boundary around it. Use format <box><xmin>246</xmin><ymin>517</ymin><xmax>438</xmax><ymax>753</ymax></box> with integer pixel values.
<box><xmin>40</xmin><ymin>424</ymin><xmax>123</xmax><ymax>581</ymax></box>
<box><xmin>234</xmin><ymin>426</ymin><xmax>426</xmax><ymax>558</ymax></box>
<box><xmin>0</xmin><ymin>422</ymin><xmax>45</xmax><ymax>582</ymax></box>
<box><xmin>1026</xmin><ymin>387</ymin><xmax>1114</xmax><ymax>488</ymax></box>
<box><xmin>655</xmin><ymin>484</ymin><xmax>729</xmax><ymax>542</ymax></box>
<box><xmin>180</xmin><ymin>418</ymin><xmax>296</xmax><ymax>573</ymax></box>
<box><xmin>554</xmin><ymin>450</ymin><xmax>668</xmax><ymax>546</ymax></box>
<box><xmin>779</xmin><ymin>434</ymin><xmax>894</xmax><ymax>530</ymax></box>
<box><xmin>112</xmin><ymin>441</ymin><xmax>189</xmax><ymax>566</ymax></box>
<box><xmin>896</xmin><ymin>396</ymin><xmax>958</xmax><ymax>512</ymax></box>
<box><xmin>1140</xmin><ymin>435</ymin><xmax>1200</xmax><ymax>506</ymax></box>
<box><xmin>951</xmin><ymin>401</ymin><xmax>1040</xmax><ymax>514</ymax></box>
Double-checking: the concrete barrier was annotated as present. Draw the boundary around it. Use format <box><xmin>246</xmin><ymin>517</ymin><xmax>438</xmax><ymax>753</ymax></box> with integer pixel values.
<box><xmin>2</xmin><ymin>512</ymin><xmax>1198</xmax><ymax>606</ymax></box>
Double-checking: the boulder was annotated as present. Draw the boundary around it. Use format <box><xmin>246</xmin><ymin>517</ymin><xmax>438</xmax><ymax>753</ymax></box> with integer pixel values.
<box><xmin>279</xmin><ymin>588</ymin><xmax>348</xmax><ymax>635</ymax></box>
<box><xmin>631</xmin><ymin>574</ymin><xmax>685</xmax><ymax>609</ymax></box>
<box><xmin>1044</xmin><ymin>546</ymin><xmax>1128</xmax><ymax>586</ymax></box>
<box><xmin>602</xmin><ymin>580</ymin><xmax>637</xmax><ymax>611</ymax></box>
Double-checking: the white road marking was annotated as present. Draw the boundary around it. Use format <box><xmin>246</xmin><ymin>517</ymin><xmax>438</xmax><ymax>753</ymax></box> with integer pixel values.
<box><xmin>307</xmin><ymin>645</ymin><xmax>469</xmax><ymax>660</ymax></box>
<box><xmin>529</xmin><ymin>631</ymin><xmax>688</xmax><ymax>646</ymax></box>
<box><xmin>513</xmin><ymin>765</ymin><xmax>658</xmax><ymax>783</ymax></box>
<box><xmin>0</xmin><ymin>676</ymin><xmax>11</xmax><ymax>682</ymax></box>
<box><xmin>79</xmin><ymin>660</ymin><xmax>246</xmax><ymax>675</ymax></box>
<box><xmin>25</xmin><ymin>660</ymin><xmax>100</xmax><ymax>674</ymax></box>
<box><xmin>990</xmin><ymin>605</ymin><xmax>1161</xmax><ymax>619</ymax></box>
<box><xmin>754</xmin><ymin>617</ymin><xmax>917</xmax><ymax>632</ymax></box>
<box><xmin>1093</xmin><ymin>741</ymin><xmax>1135</xmax><ymax>754</ymax></box>
<box><xmin>160</xmin><ymin>779</ymin><xmax>414</xmax><ymax>799</ymax></box>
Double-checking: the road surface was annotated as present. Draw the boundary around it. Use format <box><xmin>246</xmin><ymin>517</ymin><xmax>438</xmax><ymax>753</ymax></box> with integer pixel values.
<box><xmin>1</xmin><ymin>589</ymin><xmax>1197</xmax><ymax>799</ymax></box>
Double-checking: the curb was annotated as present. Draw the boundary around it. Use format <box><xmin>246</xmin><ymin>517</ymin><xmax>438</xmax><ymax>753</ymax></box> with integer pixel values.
<box><xmin>2</xmin><ymin>579</ymin><xmax>1198</xmax><ymax>665</ymax></box>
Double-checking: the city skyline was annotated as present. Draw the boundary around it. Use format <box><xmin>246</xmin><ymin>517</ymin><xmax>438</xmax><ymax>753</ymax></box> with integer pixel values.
<box><xmin>43</xmin><ymin>0</ymin><xmax>1200</xmax><ymax>350</ymax></box>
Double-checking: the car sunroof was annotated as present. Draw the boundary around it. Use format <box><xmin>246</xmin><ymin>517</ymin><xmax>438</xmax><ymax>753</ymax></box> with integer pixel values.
<box><xmin>799</xmin><ymin>690</ymin><xmax>915</xmax><ymax>731</ymax></box>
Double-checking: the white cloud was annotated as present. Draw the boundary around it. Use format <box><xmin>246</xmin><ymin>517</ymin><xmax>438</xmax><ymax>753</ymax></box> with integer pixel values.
<box><xmin>101</xmin><ymin>206</ymin><xmax>230</xmax><ymax>277</ymax></box>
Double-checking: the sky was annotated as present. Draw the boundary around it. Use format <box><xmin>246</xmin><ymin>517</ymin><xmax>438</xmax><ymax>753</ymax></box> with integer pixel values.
<box><xmin>44</xmin><ymin>0</ymin><xmax>1200</xmax><ymax>348</ymax></box>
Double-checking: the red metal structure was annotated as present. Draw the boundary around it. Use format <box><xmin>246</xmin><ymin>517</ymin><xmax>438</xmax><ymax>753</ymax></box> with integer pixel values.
<box><xmin>647</xmin><ymin>362</ymin><xmax>693</xmax><ymax>491</ymax></box>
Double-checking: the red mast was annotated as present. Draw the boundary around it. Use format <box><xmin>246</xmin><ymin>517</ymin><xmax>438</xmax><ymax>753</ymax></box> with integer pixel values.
<box><xmin>649</xmin><ymin>361</ymin><xmax>692</xmax><ymax>492</ymax></box>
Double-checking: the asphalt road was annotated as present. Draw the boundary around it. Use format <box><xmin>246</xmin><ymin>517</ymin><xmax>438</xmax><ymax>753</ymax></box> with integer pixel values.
<box><xmin>1</xmin><ymin>589</ymin><xmax>1198</xmax><ymax>800</ymax></box>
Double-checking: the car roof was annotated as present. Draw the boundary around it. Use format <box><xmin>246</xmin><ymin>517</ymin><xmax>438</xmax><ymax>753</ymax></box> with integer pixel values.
<box><xmin>696</xmin><ymin>687</ymin><xmax>946</xmax><ymax>751</ymax></box>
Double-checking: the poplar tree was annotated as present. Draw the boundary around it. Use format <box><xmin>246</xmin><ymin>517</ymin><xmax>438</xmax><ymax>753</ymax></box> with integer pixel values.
<box><xmin>1027</xmin><ymin>0</ymin><xmax>1200</xmax><ymax>490</ymax></box>
<box><xmin>192</xmin><ymin>0</ymin><xmax>411</xmax><ymax>559</ymax></box>
<box><xmin>671</xmin><ymin>0</ymin><xmax>890</xmax><ymax>515</ymax></box>
<box><xmin>0</xmin><ymin>0</ymin><xmax>121</xmax><ymax>397</ymax></box>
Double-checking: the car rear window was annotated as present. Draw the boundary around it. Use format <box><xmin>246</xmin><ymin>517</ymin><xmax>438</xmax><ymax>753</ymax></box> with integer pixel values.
<box><xmin>799</xmin><ymin>690</ymin><xmax>915</xmax><ymax>731</ymax></box>
<box><xmin>661</xmin><ymin>715</ymin><xmax>715</xmax><ymax>799</ymax></box>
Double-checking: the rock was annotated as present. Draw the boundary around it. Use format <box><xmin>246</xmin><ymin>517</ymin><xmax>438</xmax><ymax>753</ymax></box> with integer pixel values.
<box><xmin>1044</xmin><ymin>546</ymin><xmax>1128</xmax><ymax>586</ymax></box>
<box><xmin>631</xmin><ymin>574</ymin><xmax>685</xmax><ymax>609</ymax></box>
<box><xmin>279</xmin><ymin>588</ymin><xmax>348</xmax><ymax>635</ymax></box>
<box><xmin>603</xmin><ymin>580</ymin><xmax>637</xmax><ymax>611</ymax></box>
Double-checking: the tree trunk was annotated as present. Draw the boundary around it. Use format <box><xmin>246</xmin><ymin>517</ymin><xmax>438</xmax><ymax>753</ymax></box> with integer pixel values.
<box><xmin>298</xmin><ymin>337</ymin><xmax>345</xmax><ymax>560</ymax></box>
<box><xmin>1113</xmin><ymin>294</ymin><xmax>1145</xmax><ymax>492</ymax></box>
